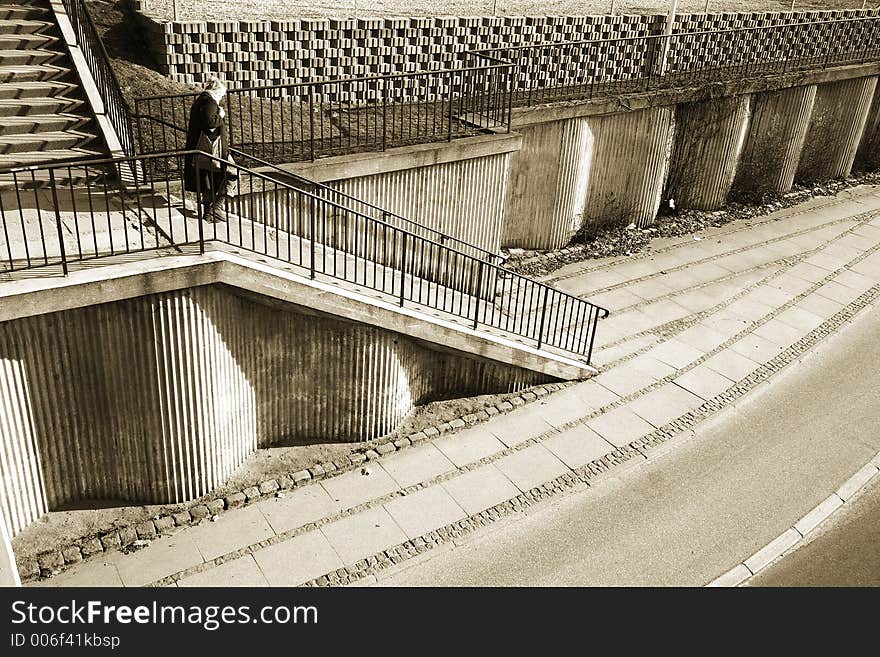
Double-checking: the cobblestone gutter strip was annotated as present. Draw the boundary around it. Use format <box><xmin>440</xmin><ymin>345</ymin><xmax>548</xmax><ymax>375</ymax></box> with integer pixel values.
<box><xmin>18</xmin><ymin>380</ymin><xmax>573</xmax><ymax>582</ymax></box>
<box><xmin>709</xmin><ymin>452</ymin><xmax>880</xmax><ymax>587</ymax></box>
<box><xmin>144</xmin><ymin>282</ymin><xmax>880</xmax><ymax>588</ymax></box>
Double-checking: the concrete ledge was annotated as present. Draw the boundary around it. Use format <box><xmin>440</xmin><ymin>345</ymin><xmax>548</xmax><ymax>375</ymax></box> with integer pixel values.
<box><xmin>707</xmin><ymin>564</ymin><xmax>751</xmax><ymax>587</ymax></box>
<box><xmin>793</xmin><ymin>494</ymin><xmax>843</xmax><ymax>537</ymax></box>
<box><xmin>835</xmin><ymin>463</ymin><xmax>880</xmax><ymax>501</ymax></box>
<box><xmin>512</xmin><ymin>62</ymin><xmax>880</xmax><ymax>127</ymax></box>
<box><xmin>0</xmin><ymin>251</ymin><xmax>593</xmax><ymax>379</ymax></box>
<box><xmin>269</xmin><ymin>132</ymin><xmax>522</xmax><ymax>183</ymax></box>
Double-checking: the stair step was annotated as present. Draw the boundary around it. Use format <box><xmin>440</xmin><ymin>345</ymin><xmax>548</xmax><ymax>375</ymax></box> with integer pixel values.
<box><xmin>0</xmin><ymin>113</ymin><xmax>90</xmax><ymax>136</ymax></box>
<box><xmin>0</xmin><ymin>32</ymin><xmax>57</xmax><ymax>50</ymax></box>
<box><xmin>0</xmin><ymin>19</ymin><xmax>53</xmax><ymax>35</ymax></box>
<box><xmin>0</xmin><ymin>6</ymin><xmax>51</xmax><ymax>22</ymax></box>
<box><xmin>0</xmin><ymin>48</ymin><xmax>60</xmax><ymax>66</ymax></box>
<box><xmin>0</xmin><ymin>95</ymin><xmax>83</xmax><ymax>117</ymax></box>
<box><xmin>0</xmin><ymin>62</ymin><xmax>70</xmax><ymax>82</ymax></box>
<box><xmin>0</xmin><ymin>79</ymin><xmax>77</xmax><ymax>99</ymax></box>
<box><xmin>0</xmin><ymin>130</ymin><xmax>96</xmax><ymax>155</ymax></box>
<box><xmin>0</xmin><ymin>147</ymin><xmax>105</xmax><ymax>170</ymax></box>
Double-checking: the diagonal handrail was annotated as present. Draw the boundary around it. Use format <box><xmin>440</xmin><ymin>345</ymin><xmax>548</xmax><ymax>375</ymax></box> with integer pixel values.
<box><xmin>0</xmin><ymin>150</ymin><xmax>610</xmax><ymax>364</ymax></box>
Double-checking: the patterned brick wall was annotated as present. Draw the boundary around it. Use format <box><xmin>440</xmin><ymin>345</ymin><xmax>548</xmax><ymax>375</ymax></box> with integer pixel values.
<box><xmin>132</xmin><ymin>7</ymin><xmax>880</xmax><ymax>90</ymax></box>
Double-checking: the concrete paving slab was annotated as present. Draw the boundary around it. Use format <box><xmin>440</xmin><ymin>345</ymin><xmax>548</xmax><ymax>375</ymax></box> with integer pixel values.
<box><xmin>795</xmin><ymin>293</ymin><xmax>844</xmax><ymax>319</ymax></box>
<box><xmin>384</xmin><ymin>486</ymin><xmax>467</xmax><ymax>539</ymax></box>
<box><xmin>584</xmin><ymin>287</ymin><xmax>646</xmax><ymax>312</ymax></box>
<box><xmin>673</xmin><ymin>365</ymin><xmax>735</xmax><ymax>401</ymax></box>
<box><xmin>725</xmin><ymin>296</ymin><xmax>777</xmax><ymax>323</ymax></box>
<box><xmin>543</xmin><ymin>424</ymin><xmax>615</xmax><ymax>469</ymax></box>
<box><xmin>554</xmin><ymin>267</ymin><xmax>627</xmax><ymax>295</ymax></box>
<box><xmin>672</xmin><ymin>287</ymin><xmax>723</xmax><ymax>313</ymax></box>
<box><xmin>626</xmin><ymin>354</ymin><xmax>677</xmax><ymax>380</ymax></box>
<box><xmin>645</xmin><ymin>338</ymin><xmax>705</xmax><ymax>370</ymax></box>
<box><xmin>587</xmin><ymin>406</ymin><xmax>656</xmax><ymax>447</ymax></box>
<box><xmin>628</xmin><ymin>383</ymin><xmax>704</xmax><ymax>428</ymax></box>
<box><xmin>177</xmin><ymin>555</ymin><xmax>269</xmax><ymax>587</ymax></box>
<box><xmin>730</xmin><ymin>332</ymin><xmax>785</xmax><ymax>362</ymax></box>
<box><xmin>253</xmin><ymin>530</ymin><xmax>343</xmax><ymax>586</ymax></box>
<box><xmin>590</xmin><ymin>335</ymin><xmax>657</xmax><ymax>367</ymax></box>
<box><xmin>39</xmin><ymin>556</ymin><xmax>122</xmax><ymax>588</ymax></box>
<box><xmin>624</xmin><ymin>277</ymin><xmax>678</xmax><ymax>302</ymax></box>
<box><xmin>815</xmin><ymin>279</ymin><xmax>860</xmax><ymax>305</ymax></box>
<box><xmin>774</xmin><ymin>305</ymin><xmax>825</xmax><ymax>333</ymax></box>
<box><xmin>593</xmin><ymin>360</ymin><xmax>660</xmax><ymax>398</ymax></box>
<box><xmin>700</xmin><ymin>311</ymin><xmax>752</xmax><ymax>340</ymax></box>
<box><xmin>597</xmin><ymin>308</ymin><xmax>657</xmax><ymax>339</ymax></box>
<box><xmin>850</xmin><ymin>250</ymin><xmax>880</xmax><ymax>278</ymax></box>
<box><xmin>767</xmin><ymin>273</ymin><xmax>815</xmax><ymax>298</ymax></box>
<box><xmin>639</xmin><ymin>298</ymin><xmax>692</xmax><ymax>325</ymax></box>
<box><xmin>749</xmin><ymin>284</ymin><xmax>795</xmax><ymax>309</ymax></box>
<box><xmin>675</xmin><ymin>323</ymin><xmax>728</xmax><ymax>353</ymax></box>
<box><xmin>485</xmin><ymin>407</ymin><xmax>555</xmax><ymax>448</ymax></box>
<box><xmin>567</xmin><ymin>379</ymin><xmax>621</xmax><ymax>413</ymax></box>
<box><xmin>804</xmin><ymin>251</ymin><xmax>849</xmax><ymax>273</ymax></box>
<box><xmin>379</xmin><ymin>443</ymin><xmax>456</xmax><ymax>489</ymax></box>
<box><xmin>702</xmin><ymin>349</ymin><xmax>760</xmax><ymax>381</ymax></box>
<box><xmin>787</xmin><ymin>261</ymin><xmax>833</xmax><ymax>284</ymax></box>
<box><xmin>532</xmin><ymin>388</ymin><xmax>598</xmax><ymax>429</ymax></box>
<box><xmin>495</xmin><ymin>443</ymin><xmax>570</xmax><ymax>492</ymax></box>
<box><xmin>112</xmin><ymin>533</ymin><xmax>204</xmax><ymax>587</ymax></box>
<box><xmin>752</xmin><ymin>318</ymin><xmax>805</xmax><ymax>350</ymax></box>
<box><xmin>441</xmin><ymin>464</ymin><xmax>521</xmax><ymax>516</ymax></box>
<box><xmin>324</xmin><ymin>504</ymin><xmax>410</xmax><ymax>566</ymax></box>
<box><xmin>320</xmin><ymin>463</ymin><xmax>398</xmax><ymax>510</ymax></box>
<box><xmin>188</xmin><ymin>505</ymin><xmax>276</xmax><ymax>561</ymax></box>
<box><xmin>257</xmin><ymin>484</ymin><xmax>341</xmax><ymax>535</ymax></box>
<box><xmin>832</xmin><ymin>269</ymin><xmax>875</xmax><ymax>294</ymax></box>
<box><xmin>433</xmin><ymin>426</ymin><xmax>506</xmax><ymax>467</ymax></box>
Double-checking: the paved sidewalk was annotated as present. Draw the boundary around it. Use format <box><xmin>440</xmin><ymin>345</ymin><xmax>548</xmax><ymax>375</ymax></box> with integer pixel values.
<box><xmin>35</xmin><ymin>185</ymin><xmax>880</xmax><ymax>587</ymax></box>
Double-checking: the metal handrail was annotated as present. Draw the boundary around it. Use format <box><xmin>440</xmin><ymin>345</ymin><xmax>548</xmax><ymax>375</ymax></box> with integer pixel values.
<box><xmin>59</xmin><ymin>0</ymin><xmax>136</xmax><ymax>157</ymax></box>
<box><xmin>0</xmin><ymin>150</ymin><xmax>610</xmax><ymax>362</ymax></box>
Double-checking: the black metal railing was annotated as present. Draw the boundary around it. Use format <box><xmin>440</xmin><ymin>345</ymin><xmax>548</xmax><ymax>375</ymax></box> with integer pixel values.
<box><xmin>0</xmin><ymin>152</ymin><xmax>609</xmax><ymax>362</ymax></box>
<box><xmin>477</xmin><ymin>15</ymin><xmax>880</xmax><ymax>108</ymax></box>
<box><xmin>60</xmin><ymin>0</ymin><xmax>136</xmax><ymax>158</ymax></box>
<box><xmin>133</xmin><ymin>53</ymin><xmax>514</xmax><ymax>166</ymax></box>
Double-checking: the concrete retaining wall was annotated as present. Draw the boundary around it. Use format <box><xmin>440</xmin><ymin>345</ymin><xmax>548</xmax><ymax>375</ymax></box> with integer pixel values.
<box><xmin>796</xmin><ymin>75</ymin><xmax>878</xmax><ymax>183</ymax></box>
<box><xmin>855</xmin><ymin>81</ymin><xmax>880</xmax><ymax>171</ymax></box>
<box><xmin>0</xmin><ymin>284</ymin><xmax>546</xmax><ymax>537</ymax></box>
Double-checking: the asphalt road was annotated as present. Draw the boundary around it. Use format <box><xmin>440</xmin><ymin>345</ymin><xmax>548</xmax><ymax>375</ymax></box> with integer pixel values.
<box><xmin>374</xmin><ymin>309</ymin><xmax>880</xmax><ymax>587</ymax></box>
<box><xmin>750</xmin><ymin>475</ymin><xmax>880</xmax><ymax>587</ymax></box>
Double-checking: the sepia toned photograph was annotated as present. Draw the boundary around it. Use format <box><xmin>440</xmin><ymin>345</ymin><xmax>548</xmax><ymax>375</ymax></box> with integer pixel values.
<box><xmin>1</xmin><ymin>0</ymin><xmax>879</xmax><ymax>623</ymax></box>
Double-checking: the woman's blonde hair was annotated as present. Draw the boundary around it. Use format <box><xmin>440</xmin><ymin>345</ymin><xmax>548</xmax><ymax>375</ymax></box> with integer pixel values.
<box><xmin>203</xmin><ymin>77</ymin><xmax>227</xmax><ymax>99</ymax></box>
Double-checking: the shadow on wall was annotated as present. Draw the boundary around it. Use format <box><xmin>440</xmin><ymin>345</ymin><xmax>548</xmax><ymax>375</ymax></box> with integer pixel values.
<box><xmin>0</xmin><ymin>283</ymin><xmax>548</xmax><ymax>535</ymax></box>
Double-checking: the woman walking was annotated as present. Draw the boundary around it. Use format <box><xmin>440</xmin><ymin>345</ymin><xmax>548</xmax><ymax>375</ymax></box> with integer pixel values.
<box><xmin>184</xmin><ymin>77</ymin><xmax>236</xmax><ymax>221</ymax></box>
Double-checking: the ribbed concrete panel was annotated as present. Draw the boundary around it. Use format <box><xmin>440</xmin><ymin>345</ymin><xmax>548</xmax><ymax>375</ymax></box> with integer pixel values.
<box><xmin>582</xmin><ymin>107</ymin><xmax>675</xmax><ymax>231</ymax></box>
<box><xmin>329</xmin><ymin>153</ymin><xmax>509</xmax><ymax>255</ymax></box>
<box><xmin>855</xmin><ymin>81</ymin><xmax>880</xmax><ymax>171</ymax></box>
<box><xmin>733</xmin><ymin>85</ymin><xmax>817</xmax><ymax>197</ymax></box>
<box><xmin>797</xmin><ymin>76</ymin><xmax>878</xmax><ymax>183</ymax></box>
<box><xmin>665</xmin><ymin>95</ymin><xmax>752</xmax><ymax>210</ymax></box>
<box><xmin>502</xmin><ymin>118</ymin><xmax>594</xmax><ymax>250</ymax></box>
<box><xmin>0</xmin><ymin>284</ymin><xmax>547</xmax><ymax>537</ymax></box>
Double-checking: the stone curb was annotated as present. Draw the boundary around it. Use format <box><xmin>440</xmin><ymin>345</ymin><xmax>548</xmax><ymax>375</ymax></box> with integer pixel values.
<box><xmin>707</xmin><ymin>454</ymin><xmax>880</xmax><ymax>587</ymax></box>
<box><xmin>18</xmin><ymin>379</ymin><xmax>572</xmax><ymax>582</ymax></box>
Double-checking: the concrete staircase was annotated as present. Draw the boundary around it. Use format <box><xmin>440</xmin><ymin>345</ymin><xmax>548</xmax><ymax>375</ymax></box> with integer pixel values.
<box><xmin>0</xmin><ymin>0</ymin><xmax>106</xmax><ymax>178</ymax></box>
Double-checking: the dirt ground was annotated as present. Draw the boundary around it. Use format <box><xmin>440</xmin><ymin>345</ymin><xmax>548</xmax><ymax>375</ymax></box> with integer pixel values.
<box><xmin>137</xmin><ymin>1</ymin><xmax>874</xmax><ymax>22</ymax></box>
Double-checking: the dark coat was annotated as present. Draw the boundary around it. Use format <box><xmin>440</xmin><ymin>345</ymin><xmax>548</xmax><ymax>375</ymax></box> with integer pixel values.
<box><xmin>183</xmin><ymin>91</ymin><xmax>230</xmax><ymax>195</ymax></box>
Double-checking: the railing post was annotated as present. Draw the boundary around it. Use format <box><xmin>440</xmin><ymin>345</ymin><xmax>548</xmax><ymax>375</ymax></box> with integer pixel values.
<box><xmin>48</xmin><ymin>168</ymin><xmax>68</xmax><ymax>276</ymax></box>
<box><xmin>310</xmin><ymin>196</ymin><xmax>317</xmax><ymax>279</ymax></box>
<box><xmin>399</xmin><ymin>232</ymin><xmax>408</xmax><ymax>307</ymax></box>
<box><xmin>195</xmin><ymin>167</ymin><xmax>204</xmax><ymax>254</ymax></box>
<box><xmin>447</xmin><ymin>70</ymin><xmax>454</xmax><ymax>142</ymax></box>
<box><xmin>536</xmin><ymin>285</ymin><xmax>550</xmax><ymax>349</ymax></box>
<box><xmin>308</xmin><ymin>83</ymin><xmax>316</xmax><ymax>161</ymax></box>
<box><xmin>473</xmin><ymin>260</ymin><xmax>485</xmax><ymax>329</ymax></box>
<box><xmin>382</xmin><ymin>77</ymin><xmax>388</xmax><ymax>151</ymax></box>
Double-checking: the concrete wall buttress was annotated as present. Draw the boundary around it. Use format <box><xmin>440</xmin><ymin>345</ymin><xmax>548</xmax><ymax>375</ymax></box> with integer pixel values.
<box><xmin>733</xmin><ymin>85</ymin><xmax>817</xmax><ymax>197</ymax></box>
<box><xmin>582</xmin><ymin>106</ymin><xmax>675</xmax><ymax>232</ymax></box>
<box><xmin>855</xmin><ymin>79</ymin><xmax>880</xmax><ymax>171</ymax></box>
<box><xmin>502</xmin><ymin>118</ymin><xmax>593</xmax><ymax>250</ymax></box>
<box><xmin>665</xmin><ymin>95</ymin><xmax>752</xmax><ymax>210</ymax></box>
<box><xmin>796</xmin><ymin>76</ymin><xmax>878</xmax><ymax>183</ymax></box>
<box><xmin>0</xmin><ymin>285</ymin><xmax>548</xmax><ymax>537</ymax></box>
